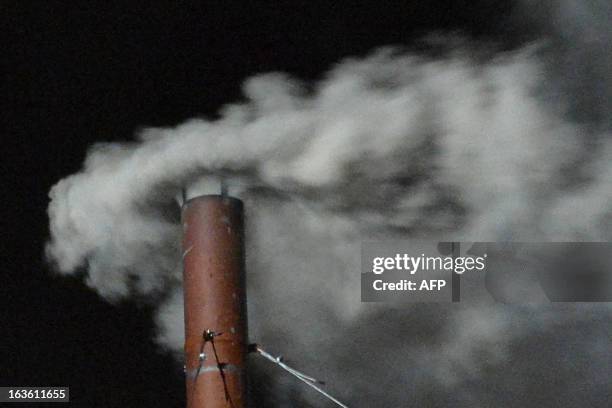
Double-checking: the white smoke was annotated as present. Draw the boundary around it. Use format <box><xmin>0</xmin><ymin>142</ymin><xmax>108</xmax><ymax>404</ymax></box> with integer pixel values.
<box><xmin>46</xmin><ymin>5</ymin><xmax>612</xmax><ymax>406</ymax></box>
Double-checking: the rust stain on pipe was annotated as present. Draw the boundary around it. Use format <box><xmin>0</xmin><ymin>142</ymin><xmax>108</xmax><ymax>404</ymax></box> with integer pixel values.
<box><xmin>182</xmin><ymin>195</ymin><xmax>248</xmax><ymax>408</ymax></box>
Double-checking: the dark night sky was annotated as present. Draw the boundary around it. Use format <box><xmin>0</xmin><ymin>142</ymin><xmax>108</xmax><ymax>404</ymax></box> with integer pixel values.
<box><xmin>2</xmin><ymin>2</ymin><xmax>529</xmax><ymax>406</ymax></box>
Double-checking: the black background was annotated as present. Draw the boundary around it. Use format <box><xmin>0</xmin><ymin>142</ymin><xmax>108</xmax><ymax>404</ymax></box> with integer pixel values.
<box><xmin>2</xmin><ymin>2</ymin><xmax>529</xmax><ymax>406</ymax></box>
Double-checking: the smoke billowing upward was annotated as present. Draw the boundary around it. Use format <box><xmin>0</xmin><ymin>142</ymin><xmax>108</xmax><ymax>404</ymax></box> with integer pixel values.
<box><xmin>46</xmin><ymin>1</ymin><xmax>611</xmax><ymax>406</ymax></box>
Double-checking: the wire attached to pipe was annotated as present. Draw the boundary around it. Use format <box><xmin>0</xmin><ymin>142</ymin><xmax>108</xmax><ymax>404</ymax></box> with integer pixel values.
<box><xmin>249</xmin><ymin>344</ymin><xmax>349</xmax><ymax>408</ymax></box>
<box><xmin>188</xmin><ymin>333</ymin><xmax>207</xmax><ymax>403</ymax></box>
<box><xmin>208</xmin><ymin>331</ymin><xmax>235</xmax><ymax>408</ymax></box>
<box><xmin>190</xmin><ymin>329</ymin><xmax>236</xmax><ymax>408</ymax></box>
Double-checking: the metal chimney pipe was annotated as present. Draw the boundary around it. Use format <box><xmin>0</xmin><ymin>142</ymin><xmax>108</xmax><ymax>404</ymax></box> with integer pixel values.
<box><xmin>182</xmin><ymin>195</ymin><xmax>248</xmax><ymax>408</ymax></box>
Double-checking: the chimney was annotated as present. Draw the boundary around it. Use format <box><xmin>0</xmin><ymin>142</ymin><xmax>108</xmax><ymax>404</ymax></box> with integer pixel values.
<box><xmin>182</xmin><ymin>194</ymin><xmax>248</xmax><ymax>408</ymax></box>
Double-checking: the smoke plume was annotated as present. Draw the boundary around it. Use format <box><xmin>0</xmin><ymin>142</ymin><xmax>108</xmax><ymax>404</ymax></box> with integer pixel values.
<box><xmin>47</xmin><ymin>1</ymin><xmax>611</xmax><ymax>406</ymax></box>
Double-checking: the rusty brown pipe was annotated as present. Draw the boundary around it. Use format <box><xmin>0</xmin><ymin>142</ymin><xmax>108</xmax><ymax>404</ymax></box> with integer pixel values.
<box><xmin>182</xmin><ymin>195</ymin><xmax>248</xmax><ymax>408</ymax></box>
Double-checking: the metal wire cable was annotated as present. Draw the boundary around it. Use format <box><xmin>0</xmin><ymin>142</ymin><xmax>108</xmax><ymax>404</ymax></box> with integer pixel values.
<box><xmin>189</xmin><ymin>334</ymin><xmax>207</xmax><ymax>402</ymax></box>
<box><xmin>210</xmin><ymin>335</ymin><xmax>235</xmax><ymax>408</ymax></box>
<box><xmin>252</xmin><ymin>344</ymin><xmax>349</xmax><ymax>408</ymax></box>
<box><xmin>189</xmin><ymin>329</ymin><xmax>236</xmax><ymax>408</ymax></box>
